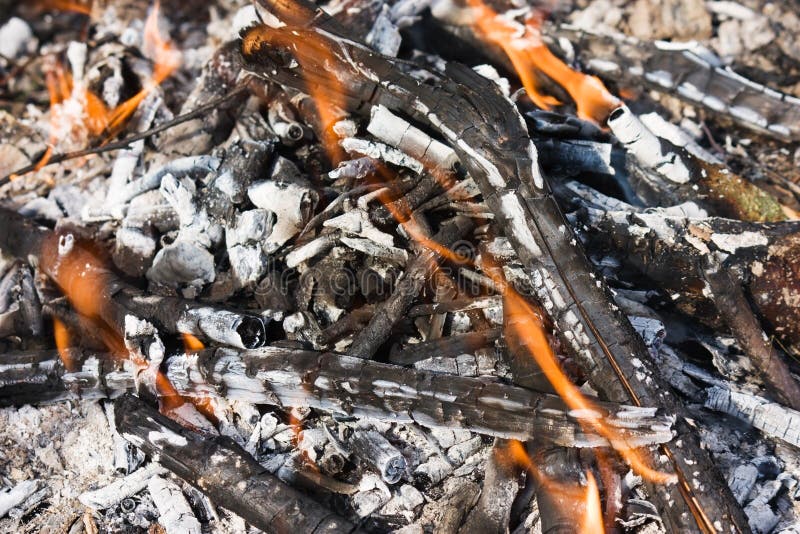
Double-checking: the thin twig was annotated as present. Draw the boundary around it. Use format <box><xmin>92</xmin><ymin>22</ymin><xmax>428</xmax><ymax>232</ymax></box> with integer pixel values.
<box><xmin>0</xmin><ymin>84</ymin><xmax>250</xmax><ymax>186</ymax></box>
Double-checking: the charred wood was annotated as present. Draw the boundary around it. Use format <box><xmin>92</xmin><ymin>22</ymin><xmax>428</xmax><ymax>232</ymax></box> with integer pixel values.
<box><xmin>347</xmin><ymin>216</ymin><xmax>475</xmax><ymax>359</ymax></box>
<box><xmin>549</xmin><ymin>24</ymin><xmax>800</xmax><ymax>142</ymax></box>
<box><xmin>239</xmin><ymin>3</ymin><xmax>752</xmax><ymax>528</ymax></box>
<box><xmin>0</xmin><ymin>208</ymin><xmax>267</xmax><ymax>349</ymax></box>
<box><xmin>113</xmin><ymin>393</ymin><xmax>357</xmax><ymax>533</ymax></box>
<box><xmin>0</xmin><ymin>347</ymin><xmax>674</xmax><ymax>448</ymax></box>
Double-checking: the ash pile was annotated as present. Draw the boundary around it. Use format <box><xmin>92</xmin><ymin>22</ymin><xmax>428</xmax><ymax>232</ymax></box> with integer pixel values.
<box><xmin>1</xmin><ymin>0</ymin><xmax>800</xmax><ymax>532</ymax></box>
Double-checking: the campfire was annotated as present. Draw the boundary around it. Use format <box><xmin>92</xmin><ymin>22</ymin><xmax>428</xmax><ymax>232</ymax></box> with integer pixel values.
<box><xmin>1</xmin><ymin>0</ymin><xmax>800</xmax><ymax>532</ymax></box>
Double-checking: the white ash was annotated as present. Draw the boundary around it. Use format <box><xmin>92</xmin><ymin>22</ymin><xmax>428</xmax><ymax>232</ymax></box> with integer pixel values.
<box><xmin>353</xmin><ymin>473</ymin><xmax>393</xmax><ymax>517</ymax></box>
<box><xmin>710</xmin><ymin>231</ymin><xmax>769</xmax><ymax>254</ymax></box>
<box><xmin>79</xmin><ymin>462</ymin><xmax>167</xmax><ymax>510</ymax></box>
<box><xmin>0</xmin><ymin>17</ymin><xmax>34</xmax><ymax>59</ymax></box>
<box><xmin>0</xmin><ymin>480</ymin><xmax>42</xmax><ymax>519</ymax></box>
<box><xmin>324</xmin><ymin>205</ymin><xmax>397</xmax><ymax>248</ymax></box>
<box><xmin>607</xmin><ymin>104</ymin><xmax>692</xmax><ymax>184</ymax></box>
<box><xmin>147</xmin><ymin>239</ymin><xmax>216</xmax><ymax>293</ymax></box>
<box><xmin>340</xmin><ymin>137</ymin><xmax>425</xmax><ymax>175</ymax></box>
<box><xmin>123</xmin><ymin>315</ymin><xmax>164</xmax><ymax>394</ymax></box>
<box><xmin>225</xmin><ymin>209</ymin><xmax>275</xmax><ymax>287</ymax></box>
<box><xmin>160</xmin><ymin>174</ymin><xmax>222</xmax><ymax>249</ymax></box>
<box><xmin>0</xmin><ymin>402</ymin><xmax>115</xmax><ymax>531</ymax></box>
<box><xmin>340</xmin><ymin>236</ymin><xmax>409</xmax><ymax>264</ymax></box>
<box><xmin>366</xmin><ymin>5</ymin><xmax>403</xmax><ymax>57</ymax></box>
<box><xmin>367</xmin><ymin>105</ymin><xmax>460</xmax><ymax>171</ymax></box>
<box><xmin>379</xmin><ymin>484</ymin><xmax>425</xmax><ymax>521</ymax></box>
<box><xmin>285</xmin><ymin>234</ymin><xmax>338</xmax><ymax>268</ymax></box>
<box><xmin>247</xmin><ymin>157</ymin><xmax>319</xmax><ymax>252</ymax></box>
<box><xmin>148</xmin><ymin>476</ymin><xmax>203</xmax><ymax>534</ymax></box>
<box><xmin>704</xmin><ymin>386</ymin><xmax>800</xmax><ymax>448</ymax></box>
<box><xmin>105</xmin><ymin>155</ymin><xmax>221</xmax><ymax>212</ymax></box>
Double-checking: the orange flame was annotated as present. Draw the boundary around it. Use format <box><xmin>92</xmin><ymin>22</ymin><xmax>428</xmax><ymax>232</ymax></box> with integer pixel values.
<box><xmin>181</xmin><ymin>333</ymin><xmax>205</xmax><ymax>352</ymax></box>
<box><xmin>242</xmin><ymin>26</ymin><xmax>346</xmax><ymax>164</ymax></box>
<box><xmin>502</xmin><ymin>441</ymin><xmax>605</xmax><ymax>532</ymax></box>
<box><xmin>105</xmin><ymin>0</ymin><xmax>181</xmax><ymax>137</ymax></box>
<box><xmin>580</xmin><ymin>472</ymin><xmax>604</xmax><ymax>534</ymax></box>
<box><xmin>500</xmin><ymin>279</ymin><xmax>674</xmax><ymax>484</ymax></box>
<box><xmin>53</xmin><ymin>318</ymin><xmax>78</xmax><ymax>372</ymax></box>
<box><xmin>37</xmin><ymin>0</ymin><xmax>93</xmax><ymax>15</ymax></box>
<box><xmin>468</xmin><ymin>0</ymin><xmax>620</xmax><ymax>123</ymax></box>
<box><xmin>41</xmin><ymin>233</ymin><xmax>211</xmax><ymax>421</ymax></box>
<box><xmin>33</xmin><ymin>1</ymin><xmax>179</xmax><ymax>179</ymax></box>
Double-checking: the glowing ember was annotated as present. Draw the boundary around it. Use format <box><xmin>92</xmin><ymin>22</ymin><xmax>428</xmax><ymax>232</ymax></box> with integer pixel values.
<box><xmin>468</xmin><ymin>0</ymin><xmax>620</xmax><ymax>123</ymax></box>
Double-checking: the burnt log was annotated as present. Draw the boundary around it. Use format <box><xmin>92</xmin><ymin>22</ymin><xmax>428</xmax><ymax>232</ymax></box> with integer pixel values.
<box><xmin>113</xmin><ymin>393</ymin><xmax>357</xmax><ymax>533</ymax></box>
<box><xmin>0</xmin><ymin>207</ymin><xmax>267</xmax><ymax>349</ymax></box>
<box><xmin>0</xmin><ymin>347</ymin><xmax>674</xmax><ymax>448</ymax></box>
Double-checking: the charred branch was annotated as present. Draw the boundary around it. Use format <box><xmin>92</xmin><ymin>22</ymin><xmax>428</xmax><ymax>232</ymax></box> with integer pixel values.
<box><xmin>113</xmin><ymin>393</ymin><xmax>358</xmax><ymax>533</ymax></box>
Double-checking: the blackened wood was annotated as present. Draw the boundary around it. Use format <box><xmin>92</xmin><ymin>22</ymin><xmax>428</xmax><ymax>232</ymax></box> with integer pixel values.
<box><xmin>239</xmin><ymin>9</ymin><xmax>749</xmax><ymax>530</ymax></box>
<box><xmin>346</xmin><ymin>216</ymin><xmax>475</xmax><ymax>359</ymax></box>
<box><xmin>157</xmin><ymin>41</ymin><xmax>247</xmax><ymax>157</ymax></box>
<box><xmin>568</xmin><ymin>189</ymin><xmax>800</xmax><ymax>409</ymax></box>
<box><xmin>458</xmin><ymin>440</ymin><xmax>520</xmax><ymax>534</ymax></box>
<box><xmin>170</xmin><ymin>346</ymin><xmax>673</xmax><ymax>447</ymax></box>
<box><xmin>388</xmin><ymin>328</ymin><xmax>502</xmax><ymax>366</ymax></box>
<box><xmin>113</xmin><ymin>394</ymin><xmax>357</xmax><ymax>534</ymax></box>
<box><xmin>0</xmin><ymin>347</ymin><xmax>675</xmax><ymax>448</ymax></box>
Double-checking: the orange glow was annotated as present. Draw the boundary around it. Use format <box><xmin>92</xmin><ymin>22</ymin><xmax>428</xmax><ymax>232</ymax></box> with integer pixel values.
<box><xmin>467</xmin><ymin>0</ymin><xmax>620</xmax><ymax>123</ymax></box>
<box><xmin>104</xmin><ymin>0</ymin><xmax>181</xmax><ymax>137</ymax></box>
<box><xmin>181</xmin><ymin>333</ymin><xmax>205</xmax><ymax>352</ymax></box>
<box><xmin>502</xmin><ymin>441</ymin><xmax>605</xmax><ymax>532</ymax></box>
<box><xmin>53</xmin><ymin>318</ymin><xmax>78</xmax><ymax>372</ymax></box>
<box><xmin>242</xmin><ymin>26</ymin><xmax>346</xmax><ymax>163</ymax></box>
<box><xmin>38</xmin><ymin>0</ymin><xmax>93</xmax><ymax>15</ymax></box>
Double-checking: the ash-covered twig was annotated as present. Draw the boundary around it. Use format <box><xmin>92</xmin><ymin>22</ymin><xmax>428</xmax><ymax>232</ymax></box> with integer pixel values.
<box><xmin>113</xmin><ymin>393</ymin><xmax>358</xmax><ymax>533</ymax></box>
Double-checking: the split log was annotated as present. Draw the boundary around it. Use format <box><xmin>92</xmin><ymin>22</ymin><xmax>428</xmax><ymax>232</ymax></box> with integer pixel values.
<box><xmin>113</xmin><ymin>393</ymin><xmax>358</xmax><ymax>533</ymax></box>
<box><xmin>0</xmin><ymin>347</ymin><xmax>674</xmax><ymax>448</ymax></box>
<box><xmin>0</xmin><ymin>207</ymin><xmax>267</xmax><ymax>349</ymax></box>
<box><xmin>238</xmin><ymin>2</ymin><xmax>749</xmax><ymax>529</ymax></box>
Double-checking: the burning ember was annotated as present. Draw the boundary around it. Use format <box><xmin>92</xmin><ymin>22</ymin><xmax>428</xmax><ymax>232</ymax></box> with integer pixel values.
<box><xmin>1</xmin><ymin>0</ymin><xmax>800</xmax><ymax>532</ymax></box>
